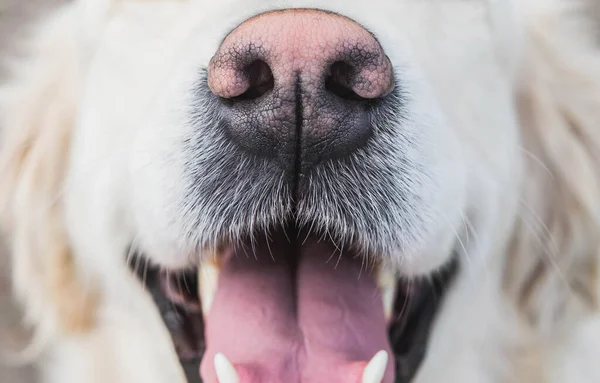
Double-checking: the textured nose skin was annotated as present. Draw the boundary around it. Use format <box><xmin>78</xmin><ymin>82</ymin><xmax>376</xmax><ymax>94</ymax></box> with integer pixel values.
<box><xmin>207</xmin><ymin>9</ymin><xmax>395</xmax><ymax>174</ymax></box>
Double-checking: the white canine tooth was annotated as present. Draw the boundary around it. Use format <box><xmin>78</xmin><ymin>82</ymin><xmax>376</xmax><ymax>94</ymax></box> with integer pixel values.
<box><xmin>200</xmin><ymin>260</ymin><xmax>220</xmax><ymax>314</ymax></box>
<box><xmin>214</xmin><ymin>353</ymin><xmax>240</xmax><ymax>383</ymax></box>
<box><xmin>362</xmin><ymin>350</ymin><xmax>389</xmax><ymax>383</ymax></box>
<box><xmin>377</xmin><ymin>268</ymin><xmax>397</xmax><ymax>320</ymax></box>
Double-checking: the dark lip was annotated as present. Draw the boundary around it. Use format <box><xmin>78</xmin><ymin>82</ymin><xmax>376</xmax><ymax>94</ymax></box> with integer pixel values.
<box><xmin>127</xmin><ymin>255</ymin><xmax>205</xmax><ymax>382</ymax></box>
<box><xmin>390</xmin><ymin>255</ymin><xmax>459</xmax><ymax>382</ymax></box>
<box><xmin>126</xmin><ymin>246</ymin><xmax>458</xmax><ymax>383</ymax></box>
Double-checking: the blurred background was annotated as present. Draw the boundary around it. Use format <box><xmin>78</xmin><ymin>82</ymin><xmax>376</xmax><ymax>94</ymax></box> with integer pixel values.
<box><xmin>0</xmin><ymin>3</ymin><xmax>65</xmax><ymax>383</ymax></box>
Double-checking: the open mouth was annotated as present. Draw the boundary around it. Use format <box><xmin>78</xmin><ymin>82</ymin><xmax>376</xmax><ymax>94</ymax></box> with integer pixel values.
<box><xmin>129</xmin><ymin>224</ymin><xmax>457</xmax><ymax>383</ymax></box>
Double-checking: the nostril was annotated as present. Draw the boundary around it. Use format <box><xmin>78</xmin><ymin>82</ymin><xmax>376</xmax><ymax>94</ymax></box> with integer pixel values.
<box><xmin>325</xmin><ymin>61</ymin><xmax>366</xmax><ymax>102</ymax></box>
<box><xmin>235</xmin><ymin>59</ymin><xmax>274</xmax><ymax>101</ymax></box>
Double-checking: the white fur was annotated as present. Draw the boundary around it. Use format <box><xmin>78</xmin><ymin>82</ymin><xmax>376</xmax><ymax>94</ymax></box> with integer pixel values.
<box><xmin>1</xmin><ymin>0</ymin><xmax>599</xmax><ymax>382</ymax></box>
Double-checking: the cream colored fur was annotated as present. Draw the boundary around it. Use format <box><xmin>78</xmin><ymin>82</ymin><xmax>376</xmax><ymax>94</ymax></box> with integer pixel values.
<box><xmin>1</xmin><ymin>0</ymin><xmax>599</xmax><ymax>382</ymax></box>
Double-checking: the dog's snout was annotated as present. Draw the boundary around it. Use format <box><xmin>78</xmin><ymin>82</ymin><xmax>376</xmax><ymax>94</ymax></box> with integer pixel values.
<box><xmin>207</xmin><ymin>9</ymin><xmax>395</xmax><ymax>173</ymax></box>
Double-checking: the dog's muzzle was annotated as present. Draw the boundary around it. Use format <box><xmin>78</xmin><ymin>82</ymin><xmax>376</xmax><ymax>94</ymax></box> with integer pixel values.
<box><xmin>130</xmin><ymin>7</ymin><xmax>452</xmax><ymax>383</ymax></box>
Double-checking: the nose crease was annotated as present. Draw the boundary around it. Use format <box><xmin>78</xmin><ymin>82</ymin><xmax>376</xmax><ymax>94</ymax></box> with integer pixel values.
<box><xmin>293</xmin><ymin>74</ymin><xmax>304</xmax><ymax>198</ymax></box>
<box><xmin>207</xmin><ymin>9</ymin><xmax>395</xmax><ymax>177</ymax></box>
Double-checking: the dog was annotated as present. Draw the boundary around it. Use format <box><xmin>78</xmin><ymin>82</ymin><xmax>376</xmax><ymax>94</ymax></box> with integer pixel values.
<box><xmin>1</xmin><ymin>0</ymin><xmax>600</xmax><ymax>382</ymax></box>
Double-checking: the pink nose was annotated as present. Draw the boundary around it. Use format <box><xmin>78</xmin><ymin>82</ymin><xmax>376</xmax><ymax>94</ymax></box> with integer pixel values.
<box><xmin>207</xmin><ymin>9</ymin><xmax>395</xmax><ymax>173</ymax></box>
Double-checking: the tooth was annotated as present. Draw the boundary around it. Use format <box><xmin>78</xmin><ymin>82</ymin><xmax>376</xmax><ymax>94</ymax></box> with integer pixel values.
<box><xmin>377</xmin><ymin>268</ymin><xmax>397</xmax><ymax>320</ymax></box>
<box><xmin>199</xmin><ymin>260</ymin><xmax>220</xmax><ymax>314</ymax></box>
<box><xmin>214</xmin><ymin>353</ymin><xmax>239</xmax><ymax>383</ymax></box>
<box><xmin>362</xmin><ymin>350</ymin><xmax>389</xmax><ymax>383</ymax></box>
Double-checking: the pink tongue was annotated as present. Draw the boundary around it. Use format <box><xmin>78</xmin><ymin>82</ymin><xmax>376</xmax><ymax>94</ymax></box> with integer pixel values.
<box><xmin>199</xmin><ymin>233</ymin><xmax>394</xmax><ymax>383</ymax></box>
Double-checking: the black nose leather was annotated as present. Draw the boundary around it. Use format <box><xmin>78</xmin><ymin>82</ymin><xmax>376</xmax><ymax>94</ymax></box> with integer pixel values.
<box><xmin>207</xmin><ymin>9</ymin><xmax>394</xmax><ymax>175</ymax></box>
